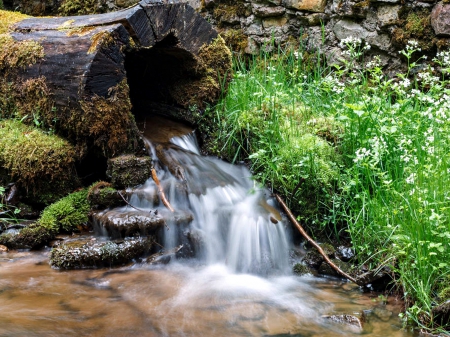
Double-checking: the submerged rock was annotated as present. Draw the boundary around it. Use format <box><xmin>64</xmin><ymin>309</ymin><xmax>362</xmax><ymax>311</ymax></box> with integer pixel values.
<box><xmin>50</xmin><ymin>236</ymin><xmax>153</xmax><ymax>269</ymax></box>
<box><xmin>324</xmin><ymin>312</ymin><xmax>366</xmax><ymax>330</ymax></box>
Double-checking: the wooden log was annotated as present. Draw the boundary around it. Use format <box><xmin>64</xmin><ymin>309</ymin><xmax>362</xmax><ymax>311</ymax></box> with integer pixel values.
<box><xmin>1</xmin><ymin>0</ymin><xmax>232</xmax><ymax>158</ymax></box>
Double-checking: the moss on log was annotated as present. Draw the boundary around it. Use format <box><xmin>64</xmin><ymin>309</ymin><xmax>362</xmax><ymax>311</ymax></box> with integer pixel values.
<box><xmin>0</xmin><ymin>120</ymin><xmax>78</xmax><ymax>203</ymax></box>
<box><xmin>0</xmin><ymin>1</ymin><xmax>231</xmax><ymax>158</ymax></box>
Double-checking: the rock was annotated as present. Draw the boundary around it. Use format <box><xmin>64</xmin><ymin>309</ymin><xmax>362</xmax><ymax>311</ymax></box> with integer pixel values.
<box><xmin>355</xmin><ymin>267</ymin><xmax>393</xmax><ymax>290</ymax></box>
<box><xmin>107</xmin><ymin>155</ymin><xmax>152</xmax><ymax>189</ymax></box>
<box><xmin>333</xmin><ymin>19</ymin><xmax>374</xmax><ymax>40</ymax></box>
<box><xmin>262</xmin><ymin>16</ymin><xmax>288</xmax><ymax>28</ymax></box>
<box><xmin>0</xmin><ymin>245</ymin><xmax>8</xmax><ymax>252</ymax></box>
<box><xmin>377</xmin><ymin>5</ymin><xmax>401</xmax><ymax>27</ymax></box>
<box><xmin>318</xmin><ymin>258</ymin><xmax>352</xmax><ymax>277</ymax></box>
<box><xmin>252</xmin><ymin>4</ymin><xmax>286</xmax><ymax>18</ymax></box>
<box><xmin>432</xmin><ymin>300</ymin><xmax>450</xmax><ymax>326</ymax></box>
<box><xmin>431</xmin><ymin>2</ymin><xmax>450</xmax><ymax>36</ymax></box>
<box><xmin>49</xmin><ymin>236</ymin><xmax>153</xmax><ymax>269</ymax></box>
<box><xmin>333</xmin><ymin>0</ymin><xmax>370</xmax><ymax>18</ymax></box>
<box><xmin>293</xmin><ymin>262</ymin><xmax>314</xmax><ymax>275</ymax></box>
<box><xmin>370</xmin><ymin>0</ymin><xmax>400</xmax><ymax>3</ymax></box>
<box><xmin>372</xmin><ymin>306</ymin><xmax>393</xmax><ymax>321</ymax></box>
<box><xmin>302</xmin><ymin>250</ymin><xmax>323</xmax><ymax>268</ymax></box>
<box><xmin>283</xmin><ymin>0</ymin><xmax>327</xmax><ymax>13</ymax></box>
<box><xmin>92</xmin><ymin>209</ymin><xmax>194</xmax><ymax>238</ymax></box>
<box><xmin>297</xmin><ymin>12</ymin><xmax>327</xmax><ymax>26</ymax></box>
<box><xmin>336</xmin><ymin>245</ymin><xmax>355</xmax><ymax>262</ymax></box>
<box><xmin>0</xmin><ymin>223</ymin><xmax>55</xmax><ymax>249</ymax></box>
<box><xmin>88</xmin><ymin>182</ymin><xmax>125</xmax><ymax>209</ymax></box>
<box><xmin>324</xmin><ymin>312</ymin><xmax>366</xmax><ymax>330</ymax></box>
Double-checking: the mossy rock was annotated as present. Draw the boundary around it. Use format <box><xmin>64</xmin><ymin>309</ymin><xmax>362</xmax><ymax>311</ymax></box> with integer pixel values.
<box><xmin>37</xmin><ymin>189</ymin><xmax>90</xmax><ymax>233</ymax></box>
<box><xmin>293</xmin><ymin>262</ymin><xmax>313</xmax><ymax>276</ymax></box>
<box><xmin>0</xmin><ymin>119</ymin><xmax>78</xmax><ymax>204</ymax></box>
<box><xmin>49</xmin><ymin>236</ymin><xmax>153</xmax><ymax>269</ymax></box>
<box><xmin>0</xmin><ymin>222</ymin><xmax>55</xmax><ymax>249</ymax></box>
<box><xmin>318</xmin><ymin>258</ymin><xmax>353</xmax><ymax>277</ymax></box>
<box><xmin>87</xmin><ymin>181</ymin><xmax>124</xmax><ymax>209</ymax></box>
<box><xmin>106</xmin><ymin>155</ymin><xmax>152</xmax><ymax>189</ymax></box>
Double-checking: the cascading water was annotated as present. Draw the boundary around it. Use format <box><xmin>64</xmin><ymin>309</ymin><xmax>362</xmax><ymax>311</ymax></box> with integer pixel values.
<box><xmin>99</xmin><ymin>118</ymin><xmax>291</xmax><ymax>274</ymax></box>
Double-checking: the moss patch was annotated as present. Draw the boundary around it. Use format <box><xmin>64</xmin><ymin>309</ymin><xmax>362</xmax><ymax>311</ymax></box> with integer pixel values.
<box><xmin>58</xmin><ymin>0</ymin><xmax>108</xmax><ymax>16</ymax></box>
<box><xmin>220</xmin><ymin>28</ymin><xmax>248</xmax><ymax>54</ymax></box>
<box><xmin>87</xmin><ymin>181</ymin><xmax>123</xmax><ymax>208</ymax></box>
<box><xmin>392</xmin><ymin>8</ymin><xmax>435</xmax><ymax>54</ymax></box>
<box><xmin>0</xmin><ymin>120</ymin><xmax>77</xmax><ymax>203</ymax></box>
<box><xmin>106</xmin><ymin>155</ymin><xmax>152</xmax><ymax>189</ymax></box>
<box><xmin>0</xmin><ymin>10</ymin><xmax>29</xmax><ymax>35</ymax></box>
<box><xmin>170</xmin><ymin>36</ymin><xmax>232</xmax><ymax>109</ymax></box>
<box><xmin>0</xmin><ymin>34</ymin><xmax>44</xmax><ymax>71</ymax></box>
<box><xmin>38</xmin><ymin>189</ymin><xmax>89</xmax><ymax>233</ymax></box>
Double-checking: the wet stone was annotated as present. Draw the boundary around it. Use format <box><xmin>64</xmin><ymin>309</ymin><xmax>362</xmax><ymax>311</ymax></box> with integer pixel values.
<box><xmin>93</xmin><ymin>209</ymin><xmax>194</xmax><ymax>238</ymax></box>
<box><xmin>324</xmin><ymin>312</ymin><xmax>366</xmax><ymax>330</ymax></box>
<box><xmin>49</xmin><ymin>236</ymin><xmax>153</xmax><ymax>269</ymax></box>
<box><xmin>0</xmin><ymin>245</ymin><xmax>8</xmax><ymax>252</ymax></box>
<box><xmin>318</xmin><ymin>258</ymin><xmax>352</xmax><ymax>277</ymax></box>
<box><xmin>336</xmin><ymin>245</ymin><xmax>355</xmax><ymax>262</ymax></box>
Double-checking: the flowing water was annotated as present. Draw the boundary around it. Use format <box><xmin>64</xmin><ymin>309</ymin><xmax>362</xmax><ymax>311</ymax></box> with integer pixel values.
<box><xmin>0</xmin><ymin>117</ymin><xmax>416</xmax><ymax>337</ymax></box>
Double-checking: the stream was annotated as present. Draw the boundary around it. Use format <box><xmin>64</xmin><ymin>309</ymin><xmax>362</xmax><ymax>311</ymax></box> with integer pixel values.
<box><xmin>0</xmin><ymin>117</ymin><xmax>416</xmax><ymax>337</ymax></box>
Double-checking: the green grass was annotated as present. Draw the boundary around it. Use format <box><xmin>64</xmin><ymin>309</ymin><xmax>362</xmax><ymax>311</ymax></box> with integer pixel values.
<box><xmin>215</xmin><ymin>39</ymin><xmax>450</xmax><ymax>333</ymax></box>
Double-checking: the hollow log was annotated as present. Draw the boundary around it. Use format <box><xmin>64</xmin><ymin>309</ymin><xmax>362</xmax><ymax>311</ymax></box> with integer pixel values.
<box><xmin>1</xmin><ymin>0</ymin><xmax>232</xmax><ymax>157</ymax></box>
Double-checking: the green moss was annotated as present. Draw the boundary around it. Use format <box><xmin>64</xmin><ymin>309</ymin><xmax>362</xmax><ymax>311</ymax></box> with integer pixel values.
<box><xmin>106</xmin><ymin>155</ymin><xmax>152</xmax><ymax>189</ymax></box>
<box><xmin>220</xmin><ymin>28</ymin><xmax>248</xmax><ymax>54</ymax></box>
<box><xmin>213</xmin><ymin>2</ymin><xmax>246</xmax><ymax>27</ymax></box>
<box><xmin>38</xmin><ymin>189</ymin><xmax>90</xmax><ymax>232</ymax></box>
<box><xmin>293</xmin><ymin>263</ymin><xmax>313</xmax><ymax>275</ymax></box>
<box><xmin>0</xmin><ymin>120</ymin><xmax>77</xmax><ymax>202</ymax></box>
<box><xmin>0</xmin><ymin>34</ymin><xmax>44</xmax><ymax>71</ymax></box>
<box><xmin>392</xmin><ymin>8</ymin><xmax>435</xmax><ymax>53</ymax></box>
<box><xmin>0</xmin><ymin>223</ymin><xmax>55</xmax><ymax>249</ymax></box>
<box><xmin>58</xmin><ymin>0</ymin><xmax>107</xmax><ymax>16</ymax></box>
<box><xmin>87</xmin><ymin>181</ymin><xmax>123</xmax><ymax>208</ymax></box>
<box><xmin>0</xmin><ymin>1</ymin><xmax>4</xmax><ymax>11</ymax></box>
<box><xmin>170</xmin><ymin>36</ymin><xmax>232</xmax><ymax>109</ymax></box>
<box><xmin>0</xmin><ymin>10</ymin><xmax>29</xmax><ymax>35</ymax></box>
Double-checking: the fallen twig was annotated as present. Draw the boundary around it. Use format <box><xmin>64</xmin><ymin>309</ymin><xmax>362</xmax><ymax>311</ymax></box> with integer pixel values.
<box><xmin>275</xmin><ymin>194</ymin><xmax>360</xmax><ymax>285</ymax></box>
<box><xmin>151</xmin><ymin>168</ymin><xmax>175</xmax><ymax>212</ymax></box>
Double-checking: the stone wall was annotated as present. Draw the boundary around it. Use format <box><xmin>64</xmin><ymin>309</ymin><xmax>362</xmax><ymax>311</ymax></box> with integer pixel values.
<box><xmin>4</xmin><ymin>0</ymin><xmax>450</xmax><ymax>72</ymax></box>
<box><xmin>194</xmin><ymin>0</ymin><xmax>450</xmax><ymax>74</ymax></box>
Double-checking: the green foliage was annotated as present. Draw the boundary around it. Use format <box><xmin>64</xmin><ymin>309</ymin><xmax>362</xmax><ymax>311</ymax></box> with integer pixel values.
<box><xmin>38</xmin><ymin>189</ymin><xmax>89</xmax><ymax>232</ymax></box>
<box><xmin>215</xmin><ymin>38</ymin><xmax>450</xmax><ymax>333</ymax></box>
<box><xmin>215</xmin><ymin>45</ymin><xmax>342</xmax><ymax>229</ymax></box>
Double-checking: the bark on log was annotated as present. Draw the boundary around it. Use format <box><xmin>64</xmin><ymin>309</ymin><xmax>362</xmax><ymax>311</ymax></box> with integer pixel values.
<box><xmin>1</xmin><ymin>0</ymin><xmax>231</xmax><ymax>157</ymax></box>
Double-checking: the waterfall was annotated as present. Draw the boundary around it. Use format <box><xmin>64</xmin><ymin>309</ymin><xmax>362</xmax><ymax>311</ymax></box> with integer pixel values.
<box><xmin>96</xmin><ymin>120</ymin><xmax>291</xmax><ymax>275</ymax></box>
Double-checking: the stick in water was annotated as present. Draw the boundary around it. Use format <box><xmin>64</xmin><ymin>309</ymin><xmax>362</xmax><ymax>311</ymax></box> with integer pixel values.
<box><xmin>151</xmin><ymin>168</ymin><xmax>175</xmax><ymax>213</ymax></box>
<box><xmin>275</xmin><ymin>194</ymin><xmax>360</xmax><ymax>285</ymax></box>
